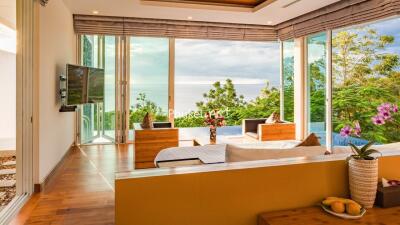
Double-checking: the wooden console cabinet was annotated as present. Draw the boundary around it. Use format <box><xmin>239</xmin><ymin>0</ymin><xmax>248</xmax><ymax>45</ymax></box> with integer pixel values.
<box><xmin>134</xmin><ymin>123</ymin><xmax>179</xmax><ymax>169</ymax></box>
<box><xmin>258</xmin><ymin>122</ymin><xmax>295</xmax><ymax>141</ymax></box>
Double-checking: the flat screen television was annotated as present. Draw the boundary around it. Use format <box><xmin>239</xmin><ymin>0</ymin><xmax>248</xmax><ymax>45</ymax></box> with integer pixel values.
<box><xmin>66</xmin><ymin>64</ymin><xmax>104</xmax><ymax>105</ymax></box>
<box><xmin>87</xmin><ymin>67</ymin><xmax>105</xmax><ymax>103</ymax></box>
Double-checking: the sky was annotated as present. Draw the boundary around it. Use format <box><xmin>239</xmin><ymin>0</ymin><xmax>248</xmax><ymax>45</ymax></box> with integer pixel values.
<box><xmin>175</xmin><ymin>39</ymin><xmax>281</xmax><ymax>86</ymax></box>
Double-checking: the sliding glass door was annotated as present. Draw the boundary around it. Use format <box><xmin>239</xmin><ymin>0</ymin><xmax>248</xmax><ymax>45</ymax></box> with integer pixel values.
<box><xmin>80</xmin><ymin>35</ymin><xmax>117</xmax><ymax>144</ymax></box>
<box><xmin>128</xmin><ymin>37</ymin><xmax>170</xmax><ymax>141</ymax></box>
<box><xmin>307</xmin><ymin>32</ymin><xmax>327</xmax><ymax>144</ymax></box>
<box><xmin>331</xmin><ymin>17</ymin><xmax>400</xmax><ymax>147</ymax></box>
<box><xmin>282</xmin><ymin>40</ymin><xmax>295</xmax><ymax>122</ymax></box>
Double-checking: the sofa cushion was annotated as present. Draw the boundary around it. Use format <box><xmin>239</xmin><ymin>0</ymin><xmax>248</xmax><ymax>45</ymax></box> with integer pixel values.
<box><xmin>225</xmin><ymin>144</ymin><xmax>326</xmax><ymax>162</ymax></box>
<box><xmin>296</xmin><ymin>133</ymin><xmax>321</xmax><ymax>147</ymax></box>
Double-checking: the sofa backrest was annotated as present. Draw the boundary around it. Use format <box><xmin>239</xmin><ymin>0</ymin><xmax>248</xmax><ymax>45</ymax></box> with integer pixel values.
<box><xmin>225</xmin><ymin>144</ymin><xmax>327</xmax><ymax>162</ymax></box>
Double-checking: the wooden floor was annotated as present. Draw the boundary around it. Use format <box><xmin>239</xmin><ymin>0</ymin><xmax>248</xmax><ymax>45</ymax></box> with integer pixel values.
<box><xmin>11</xmin><ymin>144</ymin><xmax>135</xmax><ymax>225</ymax></box>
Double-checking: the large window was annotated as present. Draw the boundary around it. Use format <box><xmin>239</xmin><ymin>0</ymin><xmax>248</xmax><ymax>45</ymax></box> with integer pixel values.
<box><xmin>129</xmin><ymin>37</ymin><xmax>170</xmax><ymax>129</ymax></box>
<box><xmin>332</xmin><ymin>17</ymin><xmax>400</xmax><ymax>146</ymax></box>
<box><xmin>282</xmin><ymin>40</ymin><xmax>294</xmax><ymax>122</ymax></box>
<box><xmin>80</xmin><ymin>35</ymin><xmax>116</xmax><ymax>144</ymax></box>
<box><xmin>307</xmin><ymin>33</ymin><xmax>327</xmax><ymax>144</ymax></box>
<box><xmin>174</xmin><ymin>39</ymin><xmax>280</xmax><ymax>128</ymax></box>
<box><xmin>77</xmin><ymin>17</ymin><xmax>400</xmax><ymax>148</ymax></box>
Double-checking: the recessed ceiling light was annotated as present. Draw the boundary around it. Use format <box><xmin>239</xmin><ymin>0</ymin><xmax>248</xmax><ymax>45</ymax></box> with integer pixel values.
<box><xmin>92</xmin><ymin>10</ymin><xmax>99</xmax><ymax>15</ymax></box>
<box><xmin>187</xmin><ymin>16</ymin><xmax>193</xmax><ymax>20</ymax></box>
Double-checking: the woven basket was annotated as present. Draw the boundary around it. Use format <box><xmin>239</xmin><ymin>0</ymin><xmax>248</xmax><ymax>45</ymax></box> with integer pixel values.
<box><xmin>348</xmin><ymin>158</ymin><xmax>378</xmax><ymax>209</ymax></box>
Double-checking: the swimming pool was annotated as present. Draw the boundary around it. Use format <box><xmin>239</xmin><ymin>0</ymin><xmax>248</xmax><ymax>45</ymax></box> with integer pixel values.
<box><xmin>178</xmin><ymin>126</ymin><xmax>370</xmax><ymax>147</ymax></box>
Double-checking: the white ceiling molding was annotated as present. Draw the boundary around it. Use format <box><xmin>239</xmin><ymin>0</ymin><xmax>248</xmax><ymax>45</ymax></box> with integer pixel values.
<box><xmin>62</xmin><ymin>0</ymin><xmax>341</xmax><ymax>26</ymax></box>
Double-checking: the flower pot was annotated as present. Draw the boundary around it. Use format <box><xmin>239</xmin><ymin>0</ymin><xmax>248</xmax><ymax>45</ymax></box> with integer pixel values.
<box><xmin>210</xmin><ymin>127</ymin><xmax>217</xmax><ymax>144</ymax></box>
<box><xmin>348</xmin><ymin>158</ymin><xmax>378</xmax><ymax>208</ymax></box>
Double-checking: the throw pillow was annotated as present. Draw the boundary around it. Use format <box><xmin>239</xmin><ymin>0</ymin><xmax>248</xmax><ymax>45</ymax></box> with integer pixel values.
<box><xmin>265</xmin><ymin>112</ymin><xmax>281</xmax><ymax>123</ymax></box>
<box><xmin>296</xmin><ymin>133</ymin><xmax>321</xmax><ymax>147</ymax></box>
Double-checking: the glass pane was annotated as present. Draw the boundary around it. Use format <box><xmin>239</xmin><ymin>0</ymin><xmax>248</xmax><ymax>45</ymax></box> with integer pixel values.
<box><xmin>129</xmin><ymin>37</ymin><xmax>169</xmax><ymax>131</ymax></box>
<box><xmin>282</xmin><ymin>40</ymin><xmax>295</xmax><ymax>122</ymax></box>
<box><xmin>82</xmin><ymin>35</ymin><xmax>99</xmax><ymax>67</ymax></box>
<box><xmin>332</xmin><ymin>18</ymin><xmax>400</xmax><ymax>147</ymax></box>
<box><xmin>81</xmin><ymin>103</ymin><xmax>98</xmax><ymax>142</ymax></box>
<box><xmin>103</xmin><ymin>36</ymin><xmax>116</xmax><ymax>139</ymax></box>
<box><xmin>174</xmin><ymin>39</ymin><xmax>280</xmax><ymax>131</ymax></box>
<box><xmin>307</xmin><ymin>33</ymin><xmax>327</xmax><ymax>144</ymax></box>
<box><xmin>80</xmin><ymin>35</ymin><xmax>116</xmax><ymax>144</ymax></box>
<box><xmin>81</xmin><ymin>35</ymin><xmax>99</xmax><ymax>144</ymax></box>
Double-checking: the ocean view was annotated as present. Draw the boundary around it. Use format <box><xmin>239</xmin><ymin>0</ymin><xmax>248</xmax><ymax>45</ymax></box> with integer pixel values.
<box><xmin>122</xmin><ymin>83</ymin><xmax>273</xmax><ymax>116</ymax></box>
<box><xmin>174</xmin><ymin>83</ymin><xmax>269</xmax><ymax>115</ymax></box>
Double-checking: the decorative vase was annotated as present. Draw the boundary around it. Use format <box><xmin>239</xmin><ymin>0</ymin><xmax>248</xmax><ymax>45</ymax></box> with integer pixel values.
<box><xmin>348</xmin><ymin>158</ymin><xmax>378</xmax><ymax>208</ymax></box>
<box><xmin>210</xmin><ymin>127</ymin><xmax>217</xmax><ymax>144</ymax></box>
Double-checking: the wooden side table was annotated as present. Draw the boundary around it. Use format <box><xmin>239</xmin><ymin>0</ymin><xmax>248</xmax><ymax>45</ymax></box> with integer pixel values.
<box><xmin>134</xmin><ymin>123</ymin><xmax>179</xmax><ymax>169</ymax></box>
<box><xmin>258</xmin><ymin>123</ymin><xmax>295</xmax><ymax>141</ymax></box>
<box><xmin>258</xmin><ymin>206</ymin><xmax>400</xmax><ymax>225</ymax></box>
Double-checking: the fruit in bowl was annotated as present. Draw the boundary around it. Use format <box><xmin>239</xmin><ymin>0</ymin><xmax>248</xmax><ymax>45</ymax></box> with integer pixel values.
<box><xmin>346</xmin><ymin>202</ymin><xmax>362</xmax><ymax>216</ymax></box>
<box><xmin>321</xmin><ymin>197</ymin><xmax>364</xmax><ymax>219</ymax></box>
<box><xmin>330</xmin><ymin>201</ymin><xmax>345</xmax><ymax>213</ymax></box>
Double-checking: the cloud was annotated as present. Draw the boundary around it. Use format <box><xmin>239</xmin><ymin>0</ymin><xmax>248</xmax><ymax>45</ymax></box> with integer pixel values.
<box><xmin>175</xmin><ymin>39</ymin><xmax>281</xmax><ymax>85</ymax></box>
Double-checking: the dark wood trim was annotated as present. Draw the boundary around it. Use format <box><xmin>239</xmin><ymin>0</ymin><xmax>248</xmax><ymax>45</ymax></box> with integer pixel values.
<box><xmin>34</xmin><ymin>144</ymin><xmax>76</xmax><ymax>192</ymax></box>
<box><xmin>33</xmin><ymin>184</ymin><xmax>41</xmax><ymax>193</ymax></box>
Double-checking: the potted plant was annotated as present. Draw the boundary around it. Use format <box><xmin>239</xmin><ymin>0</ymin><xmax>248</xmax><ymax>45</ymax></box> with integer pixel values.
<box><xmin>204</xmin><ymin>110</ymin><xmax>225</xmax><ymax>144</ymax></box>
<box><xmin>340</xmin><ymin>102</ymin><xmax>399</xmax><ymax>208</ymax></box>
<box><xmin>347</xmin><ymin>141</ymin><xmax>381</xmax><ymax>208</ymax></box>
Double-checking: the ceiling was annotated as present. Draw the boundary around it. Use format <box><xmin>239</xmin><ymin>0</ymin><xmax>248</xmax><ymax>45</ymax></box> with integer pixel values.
<box><xmin>0</xmin><ymin>0</ymin><xmax>16</xmax><ymax>29</ymax></box>
<box><xmin>63</xmin><ymin>0</ymin><xmax>341</xmax><ymax>26</ymax></box>
<box><xmin>141</xmin><ymin>0</ymin><xmax>273</xmax><ymax>9</ymax></box>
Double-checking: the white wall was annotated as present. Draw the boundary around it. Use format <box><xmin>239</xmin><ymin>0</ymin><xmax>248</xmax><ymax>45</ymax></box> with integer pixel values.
<box><xmin>39</xmin><ymin>1</ymin><xmax>76</xmax><ymax>182</ymax></box>
<box><xmin>0</xmin><ymin>50</ymin><xmax>16</xmax><ymax>140</ymax></box>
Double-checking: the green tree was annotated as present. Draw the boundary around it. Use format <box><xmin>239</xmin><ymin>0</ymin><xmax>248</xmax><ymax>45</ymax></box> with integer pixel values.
<box><xmin>333</xmin><ymin>28</ymin><xmax>398</xmax><ymax>86</ymax></box>
<box><xmin>309</xmin><ymin>58</ymin><xmax>326</xmax><ymax>123</ymax></box>
<box><xmin>129</xmin><ymin>93</ymin><xmax>167</xmax><ymax>128</ymax></box>
<box><xmin>239</xmin><ymin>82</ymin><xmax>280</xmax><ymax>120</ymax></box>
<box><xmin>174</xmin><ymin>112</ymin><xmax>205</xmax><ymax>128</ymax></box>
<box><xmin>283</xmin><ymin>56</ymin><xmax>294</xmax><ymax>122</ymax></box>
<box><xmin>332</xmin><ymin>27</ymin><xmax>400</xmax><ymax>143</ymax></box>
<box><xmin>174</xmin><ymin>80</ymin><xmax>281</xmax><ymax>127</ymax></box>
<box><xmin>196</xmin><ymin>79</ymin><xmax>247</xmax><ymax>126</ymax></box>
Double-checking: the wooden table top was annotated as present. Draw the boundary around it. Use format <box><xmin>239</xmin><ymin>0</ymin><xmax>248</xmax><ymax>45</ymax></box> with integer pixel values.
<box><xmin>258</xmin><ymin>206</ymin><xmax>400</xmax><ymax>225</ymax></box>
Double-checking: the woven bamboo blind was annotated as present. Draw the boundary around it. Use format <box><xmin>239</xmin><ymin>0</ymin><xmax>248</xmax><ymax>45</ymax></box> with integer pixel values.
<box><xmin>74</xmin><ymin>0</ymin><xmax>400</xmax><ymax>41</ymax></box>
<box><xmin>276</xmin><ymin>0</ymin><xmax>400</xmax><ymax>40</ymax></box>
<box><xmin>73</xmin><ymin>15</ymin><xmax>278</xmax><ymax>41</ymax></box>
